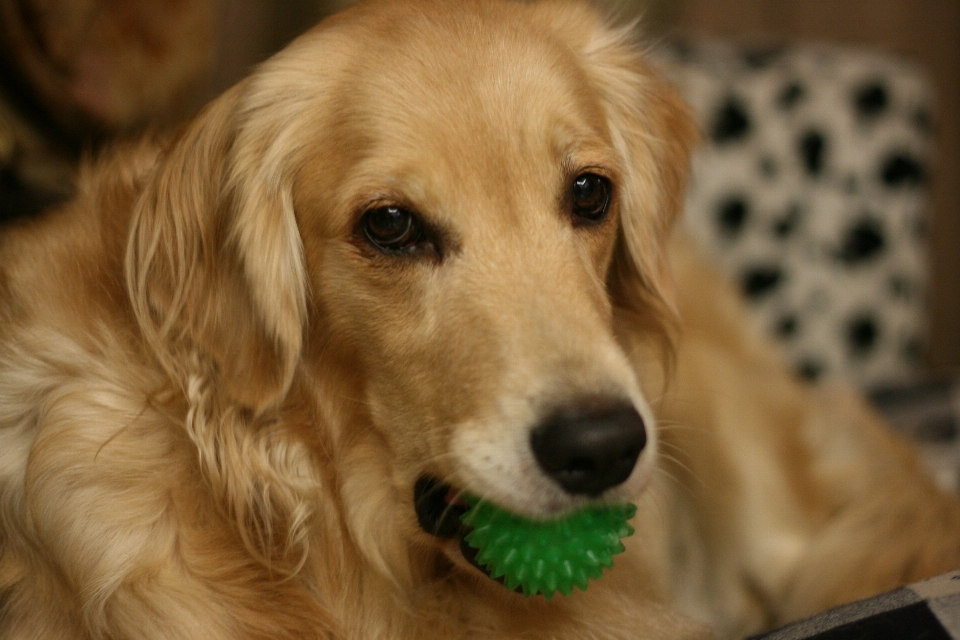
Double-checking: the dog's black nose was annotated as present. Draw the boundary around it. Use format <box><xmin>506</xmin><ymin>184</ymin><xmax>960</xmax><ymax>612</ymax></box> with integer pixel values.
<box><xmin>530</xmin><ymin>401</ymin><xmax>646</xmax><ymax>497</ymax></box>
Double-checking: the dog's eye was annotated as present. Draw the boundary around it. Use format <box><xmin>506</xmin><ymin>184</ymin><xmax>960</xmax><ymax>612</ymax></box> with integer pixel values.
<box><xmin>362</xmin><ymin>206</ymin><xmax>424</xmax><ymax>253</ymax></box>
<box><xmin>570</xmin><ymin>173</ymin><xmax>611</xmax><ymax>223</ymax></box>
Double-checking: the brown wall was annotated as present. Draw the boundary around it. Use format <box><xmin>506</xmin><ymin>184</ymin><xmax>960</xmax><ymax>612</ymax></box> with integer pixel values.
<box><xmin>672</xmin><ymin>0</ymin><xmax>960</xmax><ymax>374</ymax></box>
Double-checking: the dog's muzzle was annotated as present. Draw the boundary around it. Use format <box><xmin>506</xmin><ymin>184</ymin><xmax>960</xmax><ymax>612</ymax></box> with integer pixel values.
<box><xmin>414</xmin><ymin>399</ymin><xmax>646</xmax><ymax>589</ymax></box>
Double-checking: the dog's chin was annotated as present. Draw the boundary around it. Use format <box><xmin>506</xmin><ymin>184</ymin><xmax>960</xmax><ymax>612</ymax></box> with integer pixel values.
<box><xmin>413</xmin><ymin>476</ymin><xmax>525</xmax><ymax>593</ymax></box>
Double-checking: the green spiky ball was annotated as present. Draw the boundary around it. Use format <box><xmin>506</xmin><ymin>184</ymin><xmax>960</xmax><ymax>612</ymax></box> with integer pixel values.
<box><xmin>459</xmin><ymin>497</ymin><xmax>636</xmax><ymax>600</ymax></box>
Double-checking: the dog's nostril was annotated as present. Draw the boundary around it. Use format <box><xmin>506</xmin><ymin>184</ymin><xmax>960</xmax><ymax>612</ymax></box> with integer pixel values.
<box><xmin>530</xmin><ymin>402</ymin><xmax>646</xmax><ymax>497</ymax></box>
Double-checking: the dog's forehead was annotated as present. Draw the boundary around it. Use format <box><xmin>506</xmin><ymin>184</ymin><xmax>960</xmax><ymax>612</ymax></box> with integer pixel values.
<box><xmin>283</xmin><ymin>1</ymin><xmax>623</xmax><ymax>238</ymax></box>
<box><xmin>339</xmin><ymin>5</ymin><xmax>613</xmax><ymax>210</ymax></box>
<box><xmin>361</xmin><ymin>8</ymin><xmax>607</xmax><ymax>138</ymax></box>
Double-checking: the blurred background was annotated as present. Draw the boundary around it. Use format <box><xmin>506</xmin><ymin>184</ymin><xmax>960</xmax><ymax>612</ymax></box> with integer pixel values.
<box><xmin>1</xmin><ymin>0</ymin><xmax>958</xmax><ymax>483</ymax></box>
<box><xmin>672</xmin><ymin>0</ymin><xmax>959</xmax><ymax>383</ymax></box>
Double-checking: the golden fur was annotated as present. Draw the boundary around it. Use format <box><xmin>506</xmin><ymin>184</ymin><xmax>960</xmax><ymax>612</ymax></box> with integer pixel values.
<box><xmin>1</xmin><ymin>1</ymin><xmax>958</xmax><ymax>638</ymax></box>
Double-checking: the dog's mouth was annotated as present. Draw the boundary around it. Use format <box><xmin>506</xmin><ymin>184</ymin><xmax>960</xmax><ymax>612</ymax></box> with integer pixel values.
<box><xmin>414</xmin><ymin>476</ymin><xmax>470</xmax><ymax>538</ymax></box>
<box><xmin>414</xmin><ymin>476</ymin><xmax>520</xmax><ymax>591</ymax></box>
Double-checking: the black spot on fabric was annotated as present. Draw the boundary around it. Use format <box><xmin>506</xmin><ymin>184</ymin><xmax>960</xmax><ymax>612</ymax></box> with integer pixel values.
<box><xmin>773</xmin><ymin>203</ymin><xmax>802</xmax><ymax>239</ymax></box>
<box><xmin>778</xmin><ymin>82</ymin><xmax>805</xmax><ymax>110</ymax></box>
<box><xmin>853</xmin><ymin>81</ymin><xmax>889</xmax><ymax>118</ymax></box>
<box><xmin>776</xmin><ymin>315</ymin><xmax>798</xmax><ymax>338</ymax></box>
<box><xmin>741</xmin><ymin>266</ymin><xmax>783</xmax><ymax>299</ymax></box>
<box><xmin>913</xmin><ymin>108</ymin><xmax>932</xmax><ymax>132</ymax></box>
<box><xmin>837</xmin><ymin>217</ymin><xmax>885</xmax><ymax>264</ymax></box>
<box><xmin>880</xmin><ymin>153</ymin><xmax>925</xmax><ymax>187</ymax></box>
<box><xmin>742</xmin><ymin>47</ymin><xmax>782</xmax><ymax>68</ymax></box>
<box><xmin>716</xmin><ymin>196</ymin><xmax>750</xmax><ymax>237</ymax></box>
<box><xmin>798</xmin><ymin>130</ymin><xmax>827</xmax><ymax>176</ymax></box>
<box><xmin>796</xmin><ymin>359</ymin><xmax>824</xmax><ymax>381</ymax></box>
<box><xmin>759</xmin><ymin>156</ymin><xmax>778</xmax><ymax>178</ymax></box>
<box><xmin>847</xmin><ymin>314</ymin><xmax>879</xmax><ymax>356</ymax></box>
<box><xmin>711</xmin><ymin>98</ymin><xmax>751</xmax><ymax>144</ymax></box>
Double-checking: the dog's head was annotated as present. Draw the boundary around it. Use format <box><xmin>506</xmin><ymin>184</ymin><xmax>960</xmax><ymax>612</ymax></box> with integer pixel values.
<box><xmin>127</xmin><ymin>0</ymin><xmax>695</xmax><ymax>590</ymax></box>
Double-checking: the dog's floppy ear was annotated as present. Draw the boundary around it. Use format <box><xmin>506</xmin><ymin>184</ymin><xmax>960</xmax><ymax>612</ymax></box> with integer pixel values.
<box><xmin>126</xmin><ymin>77</ymin><xmax>319</xmax><ymax>574</ymax></box>
<box><xmin>539</xmin><ymin>4</ymin><xmax>699</xmax><ymax>338</ymax></box>
<box><xmin>602</xmin><ymin>62</ymin><xmax>698</xmax><ymax>335</ymax></box>
<box><xmin>126</xmin><ymin>80</ymin><xmax>307</xmax><ymax>414</ymax></box>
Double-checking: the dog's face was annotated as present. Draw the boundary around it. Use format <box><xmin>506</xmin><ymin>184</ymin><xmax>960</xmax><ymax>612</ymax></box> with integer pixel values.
<box><xmin>128</xmin><ymin>0</ymin><xmax>696</xmax><ymax>586</ymax></box>
<box><xmin>295</xmin><ymin>2</ymin><xmax>656</xmax><ymax>519</ymax></box>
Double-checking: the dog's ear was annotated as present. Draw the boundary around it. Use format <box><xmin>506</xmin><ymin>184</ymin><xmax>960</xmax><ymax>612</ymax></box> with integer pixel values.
<box><xmin>126</xmin><ymin>79</ymin><xmax>319</xmax><ymax>573</ymax></box>
<box><xmin>538</xmin><ymin>4</ymin><xmax>699</xmax><ymax>338</ymax></box>
<box><xmin>602</xmin><ymin>63</ymin><xmax>698</xmax><ymax>335</ymax></box>
<box><xmin>126</xmin><ymin>80</ymin><xmax>307</xmax><ymax>414</ymax></box>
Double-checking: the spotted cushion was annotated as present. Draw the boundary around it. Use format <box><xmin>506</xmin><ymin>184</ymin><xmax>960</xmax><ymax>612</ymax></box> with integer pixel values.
<box><xmin>655</xmin><ymin>40</ymin><xmax>933</xmax><ymax>388</ymax></box>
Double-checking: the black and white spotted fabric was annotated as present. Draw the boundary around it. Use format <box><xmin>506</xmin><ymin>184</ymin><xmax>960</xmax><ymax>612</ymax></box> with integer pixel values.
<box><xmin>654</xmin><ymin>41</ymin><xmax>933</xmax><ymax>388</ymax></box>
<box><xmin>749</xmin><ymin>569</ymin><xmax>960</xmax><ymax>640</ymax></box>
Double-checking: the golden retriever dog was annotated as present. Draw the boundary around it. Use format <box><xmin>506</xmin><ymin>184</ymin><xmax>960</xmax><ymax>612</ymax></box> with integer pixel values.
<box><xmin>1</xmin><ymin>1</ymin><xmax>958</xmax><ymax>638</ymax></box>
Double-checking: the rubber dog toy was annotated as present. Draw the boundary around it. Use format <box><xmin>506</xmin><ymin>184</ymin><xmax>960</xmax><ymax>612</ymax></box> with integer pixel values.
<box><xmin>460</xmin><ymin>496</ymin><xmax>636</xmax><ymax>600</ymax></box>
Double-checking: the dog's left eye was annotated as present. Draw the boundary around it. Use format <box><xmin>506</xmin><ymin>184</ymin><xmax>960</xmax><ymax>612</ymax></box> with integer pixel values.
<box><xmin>570</xmin><ymin>173</ymin><xmax>612</xmax><ymax>223</ymax></box>
<box><xmin>362</xmin><ymin>206</ymin><xmax>425</xmax><ymax>253</ymax></box>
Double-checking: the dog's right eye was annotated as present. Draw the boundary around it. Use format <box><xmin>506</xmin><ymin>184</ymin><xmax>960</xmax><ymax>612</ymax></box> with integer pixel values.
<box><xmin>570</xmin><ymin>173</ymin><xmax>612</xmax><ymax>224</ymax></box>
<box><xmin>361</xmin><ymin>206</ymin><xmax>425</xmax><ymax>253</ymax></box>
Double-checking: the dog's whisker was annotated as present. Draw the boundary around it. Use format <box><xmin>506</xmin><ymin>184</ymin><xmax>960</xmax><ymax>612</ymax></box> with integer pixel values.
<box><xmin>655</xmin><ymin>452</ymin><xmax>706</xmax><ymax>494</ymax></box>
<box><xmin>656</xmin><ymin>418</ymin><xmax>711</xmax><ymax>435</ymax></box>
<box><xmin>652</xmin><ymin>460</ymin><xmax>684</xmax><ymax>489</ymax></box>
